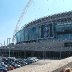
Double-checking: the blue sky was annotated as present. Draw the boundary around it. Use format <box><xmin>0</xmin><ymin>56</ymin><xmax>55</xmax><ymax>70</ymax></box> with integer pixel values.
<box><xmin>0</xmin><ymin>0</ymin><xmax>72</xmax><ymax>45</ymax></box>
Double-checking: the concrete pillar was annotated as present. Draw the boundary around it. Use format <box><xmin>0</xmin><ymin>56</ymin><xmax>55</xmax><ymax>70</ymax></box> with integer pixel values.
<box><xmin>31</xmin><ymin>51</ymin><xmax>34</xmax><ymax>57</ymax></box>
<box><xmin>12</xmin><ymin>51</ymin><xmax>14</xmax><ymax>57</ymax></box>
<box><xmin>24</xmin><ymin>51</ymin><xmax>26</xmax><ymax>58</ymax></box>
<box><xmin>18</xmin><ymin>51</ymin><xmax>20</xmax><ymax>58</ymax></box>
<box><xmin>43</xmin><ymin>51</ymin><xmax>46</xmax><ymax>59</ymax></box>
<box><xmin>43</xmin><ymin>51</ymin><xmax>44</xmax><ymax>59</ymax></box>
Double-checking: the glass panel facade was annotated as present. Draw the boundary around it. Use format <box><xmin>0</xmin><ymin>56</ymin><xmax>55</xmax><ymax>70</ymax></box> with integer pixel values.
<box><xmin>24</xmin><ymin>29</ymin><xmax>29</xmax><ymax>41</ymax></box>
<box><xmin>41</xmin><ymin>25</ymin><xmax>45</xmax><ymax>38</ymax></box>
<box><xmin>20</xmin><ymin>30</ymin><xmax>24</xmax><ymax>42</ymax></box>
<box><xmin>32</xmin><ymin>27</ymin><xmax>37</xmax><ymax>40</ymax></box>
<box><xmin>16</xmin><ymin>29</ymin><xmax>24</xmax><ymax>43</ymax></box>
<box><xmin>16</xmin><ymin>32</ymin><xmax>20</xmax><ymax>43</ymax></box>
<box><xmin>64</xmin><ymin>42</ymin><xmax>72</xmax><ymax>47</ymax></box>
<box><xmin>41</xmin><ymin>24</ymin><xmax>50</xmax><ymax>38</ymax></box>
<box><xmin>56</xmin><ymin>22</ymin><xmax>72</xmax><ymax>40</ymax></box>
<box><xmin>27</xmin><ymin>26</ymin><xmax>39</xmax><ymax>40</ymax></box>
<box><xmin>44</xmin><ymin>25</ymin><xmax>49</xmax><ymax>38</ymax></box>
<box><xmin>15</xmin><ymin>21</ymin><xmax>72</xmax><ymax>43</ymax></box>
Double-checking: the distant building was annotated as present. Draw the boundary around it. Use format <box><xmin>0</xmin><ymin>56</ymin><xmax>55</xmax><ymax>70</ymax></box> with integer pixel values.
<box><xmin>1</xmin><ymin>11</ymin><xmax>72</xmax><ymax>58</ymax></box>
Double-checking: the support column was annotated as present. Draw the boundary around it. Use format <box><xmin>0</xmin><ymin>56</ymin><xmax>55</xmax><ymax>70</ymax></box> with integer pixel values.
<box><xmin>13</xmin><ymin>50</ymin><xmax>14</xmax><ymax>57</ymax></box>
<box><xmin>43</xmin><ymin>51</ymin><xmax>46</xmax><ymax>59</ymax></box>
<box><xmin>24</xmin><ymin>51</ymin><xmax>26</xmax><ymax>58</ymax></box>
<box><xmin>31</xmin><ymin>51</ymin><xmax>34</xmax><ymax>57</ymax></box>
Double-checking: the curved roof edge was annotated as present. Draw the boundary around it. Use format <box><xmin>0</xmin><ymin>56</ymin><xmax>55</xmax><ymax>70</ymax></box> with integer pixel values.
<box><xmin>17</xmin><ymin>10</ymin><xmax>72</xmax><ymax>33</ymax></box>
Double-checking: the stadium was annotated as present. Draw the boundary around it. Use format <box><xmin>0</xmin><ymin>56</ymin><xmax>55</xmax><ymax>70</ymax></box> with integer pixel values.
<box><xmin>1</xmin><ymin>11</ymin><xmax>72</xmax><ymax>59</ymax></box>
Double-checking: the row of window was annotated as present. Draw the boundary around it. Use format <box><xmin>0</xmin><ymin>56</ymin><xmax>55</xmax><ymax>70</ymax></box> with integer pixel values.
<box><xmin>64</xmin><ymin>42</ymin><xmax>72</xmax><ymax>47</ymax></box>
<box><xmin>56</xmin><ymin>23</ymin><xmax>72</xmax><ymax>33</ymax></box>
<box><xmin>16</xmin><ymin>22</ymin><xmax>72</xmax><ymax>43</ymax></box>
<box><xmin>16</xmin><ymin>24</ymin><xmax>55</xmax><ymax>43</ymax></box>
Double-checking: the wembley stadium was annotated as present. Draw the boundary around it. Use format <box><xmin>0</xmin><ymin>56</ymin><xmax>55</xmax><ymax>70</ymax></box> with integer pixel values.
<box><xmin>1</xmin><ymin>11</ymin><xmax>72</xmax><ymax>59</ymax></box>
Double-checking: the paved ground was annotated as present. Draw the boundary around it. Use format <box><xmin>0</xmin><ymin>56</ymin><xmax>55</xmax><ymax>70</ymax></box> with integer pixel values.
<box><xmin>53</xmin><ymin>61</ymin><xmax>72</xmax><ymax>72</ymax></box>
<box><xmin>8</xmin><ymin>57</ymin><xmax>72</xmax><ymax>72</ymax></box>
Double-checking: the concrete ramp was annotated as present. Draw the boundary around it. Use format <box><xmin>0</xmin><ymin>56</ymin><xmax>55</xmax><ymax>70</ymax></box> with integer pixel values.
<box><xmin>52</xmin><ymin>62</ymin><xmax>72</xmax><ymax>72</ymax></box>
<box><xmin>52</xmin><ymin>57</ymin><xmax>72</xmax><ymax>72</ymax></box>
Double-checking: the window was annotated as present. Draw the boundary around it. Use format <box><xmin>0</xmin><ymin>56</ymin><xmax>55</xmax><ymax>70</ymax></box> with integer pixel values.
<box><xmin>64</xmin><ymin>42</ymin><xmax>72</xmax><ymax>47</ymax></box>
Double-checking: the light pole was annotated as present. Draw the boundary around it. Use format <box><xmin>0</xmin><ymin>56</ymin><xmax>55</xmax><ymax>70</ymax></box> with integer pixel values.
<box><xmin>7</xmin><ymin>47</ymin><xmax>10</xmax><ymax>57</ymax></box>
<box><xmin>4</xmin><ymin>41</ymin><xmax>5</xmax><ymax>46</ymax></box>
<box><xmin>0</xmin><ymin>43</ymin><xmax>2</xmax><ymax>47</ymax></box>
<box><xmin>7</xmin><ymin>38</ymin><xmax>11</xmax><ymax>57</ymax></box>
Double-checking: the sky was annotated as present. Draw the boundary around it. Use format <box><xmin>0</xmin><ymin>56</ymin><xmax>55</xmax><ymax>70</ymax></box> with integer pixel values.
<box><xmin>0</xmin><ymin>0</ymin><xmax>72</xmax><ymax>45</ymax></box>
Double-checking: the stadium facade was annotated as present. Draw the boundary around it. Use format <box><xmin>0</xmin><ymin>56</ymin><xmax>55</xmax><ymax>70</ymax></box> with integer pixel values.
<box><xmin>1</xmin><ymin>11</ymin><xmax>72</xmax><ymax>58</ymax></box>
